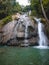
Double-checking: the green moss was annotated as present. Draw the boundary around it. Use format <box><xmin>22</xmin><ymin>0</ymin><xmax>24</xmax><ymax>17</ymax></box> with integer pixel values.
<box><xmin>0</xmin><ymin>16</ymin><xmax>12</xmax><ymax>26</ymax></box>
<box><xmin>41</xmin><ymin>18</ymin><xmax>47</xmax><ymax>24</ymax></box>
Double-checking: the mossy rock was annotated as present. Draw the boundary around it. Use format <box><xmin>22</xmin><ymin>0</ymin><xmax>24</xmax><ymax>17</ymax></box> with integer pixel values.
<box><xmin>41</xmin><ymin>18</ymin><xmax>47</xmax><ymax>24</ymax></box>
<box><xmin>1</xmin><ymin>16</ymin><xmax>12</xmax><ymax>26</ymax></box>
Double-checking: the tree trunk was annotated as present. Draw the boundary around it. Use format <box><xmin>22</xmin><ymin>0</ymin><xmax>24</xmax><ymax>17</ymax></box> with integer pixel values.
<box><xmin>40</xmin><ymin>0</ymin><xmax>49</xmax><ymax>24</ymax></box>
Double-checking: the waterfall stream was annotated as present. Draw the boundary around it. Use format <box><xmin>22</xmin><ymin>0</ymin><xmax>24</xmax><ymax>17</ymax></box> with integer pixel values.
<box><xmin>38</xmin><ymin>22</ymin><xmax>48</xmax><ymax>46</ymax></box>
<box><xmin>34</xmin><ymin>17</ymin><xmax>49</xmax><ymax>49</ymax></box>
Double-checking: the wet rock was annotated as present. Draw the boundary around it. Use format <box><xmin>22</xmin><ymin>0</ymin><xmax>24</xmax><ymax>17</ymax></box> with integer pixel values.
<box><xmin>16</xmin><ymin>24</ymin><xmax>25</xmax><ymax>38</ymax></box>
<box><xmin>16</xmin><ymin>32</ymin><xmax>25</xmax><ymax>38</ymax></box>
<box><xmin>29</xmin><ymin>37</ymin><xmax>38</xmax><ymax>46</ymax></box>
<box><xmin>20</xmin><ymin>43</ymin><xmax>29</xmax><ymax>47</ymax></box>
<box><xmin>6</xmin><ymin>38</ymin><xmax>19</xmax><ymax>46</ymax></box>
<box><xmin>0</xmin><ymin>14</ymin><xmax>38</xmax><ymax>46</ymax></box>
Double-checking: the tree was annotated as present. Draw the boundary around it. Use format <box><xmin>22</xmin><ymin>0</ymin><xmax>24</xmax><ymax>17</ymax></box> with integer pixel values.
<box><xmin>22</xmin><ymin>5</ymin><xmax>30</xmax><ymax>12</ymax></box>
<box><xmin>30</xmin><ymin>0</ymin><xmax>49</xmax><ymax>20</ymax></box>
<box><xmin>0</xmin><ymin>0</ymin><xmax>13</xmax><ymax>19</ymax></box>
<box><xmin>30</xmin><ymin>0</ymin><xmax>42</xmax><ymax>16</ymax></box>
<box><xmin>0</xmin><ymin>0</ymin><xmax>22</xmax><ymax>19</ymax></box>
<box><xmin>40</xmin><ymin>0</ymin><xmax>49</xmax><ymax>24</ymax></box>
<box><xmin>42</xmin><ymin>0</ymin><xmax>49</xmax><ymax>19</ymax></box>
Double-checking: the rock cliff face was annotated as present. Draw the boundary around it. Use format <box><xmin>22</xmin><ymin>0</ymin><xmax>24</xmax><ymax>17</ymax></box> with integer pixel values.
<box><xmin>0</xmin><ymin>14</ymin><xmax>38</xmax><ymax>46</ymax></box>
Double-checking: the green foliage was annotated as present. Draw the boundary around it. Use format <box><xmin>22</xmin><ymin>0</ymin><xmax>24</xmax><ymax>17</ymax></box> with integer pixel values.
<box><xmin>2</xmin><ymin>16</ymin><xmax>12</xmax><ymax>25</ymax></box>
<box><xmin>43</xmin><ymin>0</ymin><xmax>49</xmax><ymax>19</ymax></box>
<box><xmin>30</xmin><ymin>0</ymin><xmax>49</xmax><ymax>18</ymax></box>
<box><xmin>31</xmin><ymin>10</ymin><xmax>37</xmax><ymax>16</ymax></box>
<box><xmin>23</xmin><ymin>6</ymin><xmax>31</xmax><ymax>12</ymax></box>
<box><xmin>0</xmin><ymin>0</ymin><xmax>12</xmax><ymax>19</ymax></box>
<box><xmin>30</xmin><ymin>0</ymin><xmax>42</xmax><ymax>17</ymax></box>
<box><xmin>0</xmin><ymin>0</ymin><xmax>22</xmax><ymax>19</ymax></box>
<box><xmin>11</xmin><ymin>2</ymin><xmax>22</xmax><ymax>14</ymax></box>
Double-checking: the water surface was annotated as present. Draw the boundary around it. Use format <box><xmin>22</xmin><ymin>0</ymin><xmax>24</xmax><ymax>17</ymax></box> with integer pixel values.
<box><xmin>0</xmin><ymin>46</ymin><xmax>49</xmax><ymax>65</ymax></box>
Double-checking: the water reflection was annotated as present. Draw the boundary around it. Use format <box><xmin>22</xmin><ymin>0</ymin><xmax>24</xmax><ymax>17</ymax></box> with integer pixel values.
<box><xmin>39</xmin><ymin>49</ymin><xmax>49</xmax><ymax>65</ymax></box>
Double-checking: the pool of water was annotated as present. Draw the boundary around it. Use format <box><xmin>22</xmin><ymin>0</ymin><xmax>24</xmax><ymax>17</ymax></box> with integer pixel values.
<box><xmin>0</xmin><ymin>46</ymin><xmax>49</xmax><ymax>65</ymax></box>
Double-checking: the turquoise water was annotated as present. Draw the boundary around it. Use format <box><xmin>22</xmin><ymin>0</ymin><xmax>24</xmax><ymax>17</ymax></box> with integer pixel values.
<box><xmin>0</xmin><ymin>46</ymin><xmax>49</xmax><ymax>65</ymax></box>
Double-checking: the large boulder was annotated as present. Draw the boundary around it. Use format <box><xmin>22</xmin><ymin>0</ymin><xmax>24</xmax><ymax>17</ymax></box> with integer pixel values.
<box><xmin>0</xmin><ymin>15</ymin><xmax>38</xmax><ymax>46</ymax></box>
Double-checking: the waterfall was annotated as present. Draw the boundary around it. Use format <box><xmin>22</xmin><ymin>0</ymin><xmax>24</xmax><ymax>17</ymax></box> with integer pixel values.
<box><xmin>24</xmin><ymin>15</ymin><xmax>29</xmax><ymax>45</ymax></box>
<box><xmin>25</xmin><ymin>21</ymin><xmax>29</xmax><ymax>38</ymax></box>
<box><xmin>34</xmin><ymin>17</ymin><xmax>48</xmax><ymax>47</ymax></box>
<box><xmin>38</xmin><ymin>22</ymin><xmax>48</xmax><ymax>46</ymax></box>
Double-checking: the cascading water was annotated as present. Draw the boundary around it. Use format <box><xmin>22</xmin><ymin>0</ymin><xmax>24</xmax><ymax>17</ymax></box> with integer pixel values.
<box><xmin>23</xmin><ymin>15</ymin><xmax>29</xmax><ymax>45</ymax></box>
<box><xmin>34</xmin><ymin>17</ymin><xmax>48</xmax><ymax>48</ymax></box>
<box><xmin>24</xmin><ymin>14</ymin><xmax>32</xmax><ymax>38</ymax></box>
<box><xmin>25</xmin><ymin>21</ymin><xmax>29</xmax><ymax>38</ymax></box>
<box><xmin>38</xmin><ymin>21</ymin><xmax>48</xmax><ymax>46</ymax></box>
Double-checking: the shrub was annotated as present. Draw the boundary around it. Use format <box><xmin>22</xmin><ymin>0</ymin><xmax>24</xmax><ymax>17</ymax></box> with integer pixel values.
<box><xmin>2</xmin><ymin>16</ymin><xmax>12</xmax><ymax>25</ymax></box>
<box><xmin>31</xmin><ymin>10</ymin><xmax>37</xmax><ymax>16</ymax></box>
